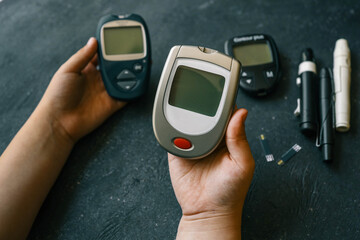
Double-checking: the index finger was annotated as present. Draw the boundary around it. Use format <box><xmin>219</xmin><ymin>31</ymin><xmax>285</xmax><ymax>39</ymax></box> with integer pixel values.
<box><xmin>58</xmin><ymin>37</ymin><xmax>98</xmax><ymax>74</ymax></box>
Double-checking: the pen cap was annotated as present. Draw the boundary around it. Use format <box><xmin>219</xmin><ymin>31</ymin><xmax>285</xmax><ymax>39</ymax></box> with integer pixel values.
<box><xmin>334</xmin><ymin>39</ymin><xmax>350</xmax><ymax>60</ymax></box>
<box><xmin>301</xmin><ymin>48</ymin><xmax>315</xmax><ymax>62</ymax></box>
<box><xmin>333</xmin><ymin>39</ymin><xmax>351</xmax><ymax>132</ymax></box>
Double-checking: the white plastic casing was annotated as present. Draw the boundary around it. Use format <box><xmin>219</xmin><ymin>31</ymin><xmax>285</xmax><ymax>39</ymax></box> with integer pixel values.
<box><xmin>333</xmin><ymin>39</ymin><xmax>351</xmax><ymax>132</ymax></box>
<box><xmin>152</xmin><ymin>45</ymin><xmax>240</xmax><ymax>159</ymax></box>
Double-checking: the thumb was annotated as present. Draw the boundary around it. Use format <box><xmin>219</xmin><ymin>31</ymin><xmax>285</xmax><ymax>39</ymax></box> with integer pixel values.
<box><xmin>226</xmin><ymin>108</ymin><xmax>255</xmax><ymax>170</ymax></box>
<box><xmin>58</xmin><ymin>37</ymin><xmax>98</xmax><ymax>74</ymax></box>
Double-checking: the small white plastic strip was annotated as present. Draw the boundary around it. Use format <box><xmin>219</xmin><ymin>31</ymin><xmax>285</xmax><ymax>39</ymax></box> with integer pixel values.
<box><xmin>298</xmin><ymin>61</ymin><xmax>316</xmax><ymax>75</ymax></box>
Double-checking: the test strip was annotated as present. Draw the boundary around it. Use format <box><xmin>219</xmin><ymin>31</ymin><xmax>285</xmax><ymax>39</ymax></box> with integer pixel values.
<box><xmin>277</xmin><ymin>144</ymin><xmax>302</xmax><ymax>165</ymax></box>
<box><xmin>259</xmin><ymin>134</ymin><xmax>274</xmax><ymax>162</ymax></box>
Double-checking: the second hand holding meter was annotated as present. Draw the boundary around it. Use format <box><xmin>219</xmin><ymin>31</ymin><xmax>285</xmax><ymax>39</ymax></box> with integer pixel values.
<box><xmin>225</xmin><ymin>34</ymin><xmax>280</xmax><ymax>96</ymax></box>
<box><xmin>153</xmin><ymin>46</ymin><xmax>241</xmax><ymax>159</ymax></box>
<box><xmin>96</xmin><ymin>14</ymin><xmax>151</xmax><ymax>100</ymax></box>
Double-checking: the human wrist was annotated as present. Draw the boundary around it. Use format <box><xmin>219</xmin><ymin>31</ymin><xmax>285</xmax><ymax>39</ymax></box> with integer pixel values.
<box><xmin>176</xmin><ymin>209</ymin><xmax>242</xmax><ymax>240</ymax></box>
<box><xmin>29</xmin><ymin>106</ymin><xmax>76</xmax><ymax>149</ymax></box>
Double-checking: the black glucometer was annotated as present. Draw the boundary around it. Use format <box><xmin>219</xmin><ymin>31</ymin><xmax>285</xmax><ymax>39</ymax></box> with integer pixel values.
<box><xmin>96</xmin><ymin>14</ymin><xmax>151</xmax><ymax>100</ymax></box>
<box><xmin>153</xmin><ymin>46</ymin><xmax>241</xmax><ymax>159</ymax></box>
<box><xmin>224</xmin><ymin>34</ymin><xmax>280</xmax><ymax>96</ymax></box>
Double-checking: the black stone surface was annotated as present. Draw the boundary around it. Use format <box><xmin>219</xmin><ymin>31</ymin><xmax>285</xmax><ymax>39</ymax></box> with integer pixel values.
<box><xmin>0</xmin><ymin>0</ymin><xmax>359</xmax><ymax>239</ymax></box>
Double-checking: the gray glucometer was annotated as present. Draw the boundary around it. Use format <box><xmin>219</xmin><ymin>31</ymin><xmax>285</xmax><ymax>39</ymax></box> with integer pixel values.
<box><xmin>153</xmin><ymin>46</ymin><xmax>241</xmax><ymax>159</ymax></box>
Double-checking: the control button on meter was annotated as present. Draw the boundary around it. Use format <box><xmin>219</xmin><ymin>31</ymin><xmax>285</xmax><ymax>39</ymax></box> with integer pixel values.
<box><xmin>241</xmin><ymin>71</ymin><xmax>254</xmax><ymax>77</ymax></box>
<box><xmin>117</xmin><ymin>69</ymin><xmax>136</xmax><ymax>80</ymax></box>
<box><xmin>241</xmin><ymin>77</ymin><xmax>254</xmax><ymax>87</ymax></box>
<box><xmin>116</xmin><ymin>81</ymin><xmax>137</xmax><ymax>91</ymax></box>
<box><xmin>133</xmin><ymin>63</ymin><xmax>143</xmax><ymax>72</ymax></box>
<box><xmin>264</xmin><ymin>70</ymin><xmax>274</xmax><ymax>78</ymax></box>
<box><xmin>173</xmin><ymin>138</ymin><xmax>192</xmax><ymax>150</ymax></box>
<box><xmin>264</xmin><ymin>70</ymin><xmax>276</xmax><ymax>85</ymax></box>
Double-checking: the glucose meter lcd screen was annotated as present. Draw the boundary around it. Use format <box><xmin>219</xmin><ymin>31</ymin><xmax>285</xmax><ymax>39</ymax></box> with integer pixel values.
<box><xmin>104</xmin><ymin>26</ymin><xmax>144</xmax><ymax>55</ymax></box>
<box><xmin>169</xmin><ymin>65</ymin><xmax>225</xmax><ymax>117</ymax></box>
<box><xmin>233</xmin><ymin>42</ymin><xmax>272</xmax><ymax>66</ymax></box>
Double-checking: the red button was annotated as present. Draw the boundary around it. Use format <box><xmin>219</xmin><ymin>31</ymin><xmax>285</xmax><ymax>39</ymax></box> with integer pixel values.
<box><xmin>173</xmin><ymin>138</ymin><xmax>192</xmax><ymax>150</ymax></box>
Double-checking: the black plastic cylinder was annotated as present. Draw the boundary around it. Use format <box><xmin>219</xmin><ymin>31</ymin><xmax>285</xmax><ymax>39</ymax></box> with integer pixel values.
<box><xmin>299</xmin><ymin>49</ymin><xmax>317</xmax><ymax>136</ymax></box>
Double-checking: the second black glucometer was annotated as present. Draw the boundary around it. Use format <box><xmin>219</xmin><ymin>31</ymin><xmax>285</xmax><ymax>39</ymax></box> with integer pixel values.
<box><xmin>96</xmin><ymin>14</ymin><xmax>151</xmax><ymax>100</ymax></box>
<box><xmin>153</xmin><ymin>46</ymin><xmax>241</xmax><ymax>159</ymax></box>
<box><xmin>225</xmin><ymin>34</ymin><xmax>280</xmax><ymax>96</ymax></box>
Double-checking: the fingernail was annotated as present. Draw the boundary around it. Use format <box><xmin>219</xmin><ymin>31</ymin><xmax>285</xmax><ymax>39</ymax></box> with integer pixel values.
<box><xmin>242</xmin><ymin>109</ymin><xmax>248</xmax><ymax>124</ymax></box>
<box><xmin>86</xmin><ymin>37</ymin><xmax>96</xmax><ymax>46</ymax></box>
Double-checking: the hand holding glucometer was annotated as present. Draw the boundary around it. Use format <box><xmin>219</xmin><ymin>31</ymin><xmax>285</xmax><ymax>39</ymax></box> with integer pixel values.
<box><xmin>96</xmin><ymin>14</ymin><xmax>151</xmax><ymax>100</ymax></box>
<box><xmin>153</xmin><ymin>45</ymin><xmax>241</xmax><ymax>159</ymax></box>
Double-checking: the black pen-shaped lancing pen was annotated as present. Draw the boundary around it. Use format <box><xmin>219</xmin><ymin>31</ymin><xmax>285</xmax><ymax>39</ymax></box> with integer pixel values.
<box><xmin>319</xmin><ymin>68</ymin><xmax>334</xmax><ymax>161</ymax></box>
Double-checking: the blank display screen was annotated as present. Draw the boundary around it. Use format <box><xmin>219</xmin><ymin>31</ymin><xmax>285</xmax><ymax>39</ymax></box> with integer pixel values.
<box><xmin>169</xmin><ymin>65</ymin><xmax>225</xmax><ymax>117</ymax></box>
<box><xmin>233</xmin><ymin>42</ymin><xmax>273</xmax><ymax>66</ymax></box>
<box><xmin>104</xmin><ymin>26</ymin><xmax>144</xmax><ymax>55</ymax></box>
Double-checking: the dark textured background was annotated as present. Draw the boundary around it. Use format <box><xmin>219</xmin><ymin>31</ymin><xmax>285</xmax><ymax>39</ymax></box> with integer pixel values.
<box><xmin>0</xmin><ymin>0</ymin><xmax>359</xmax><ymax>239</ymax></box>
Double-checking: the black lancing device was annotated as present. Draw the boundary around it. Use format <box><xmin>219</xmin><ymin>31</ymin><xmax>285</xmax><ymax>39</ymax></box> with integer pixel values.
<box><xmin>294</xmin><ymin>48</ymin><xmax>318</xmax><ymax>136</ymax></box>
<box><xmin>319</xmin><ymin>68</ymin><xmax>334</xmax><ymax>161</ymax></box>
<box><xmin>224</xmin><ymin>34</ymin><xmax>281</xmax><ymax>96</ymax></box>
<box><xmin>96</xmin><ymin>14</ymin><xmax>151</xmax><ymax>100</ymax></box>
